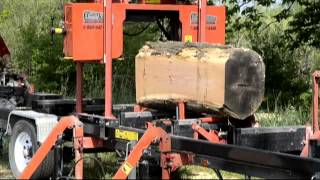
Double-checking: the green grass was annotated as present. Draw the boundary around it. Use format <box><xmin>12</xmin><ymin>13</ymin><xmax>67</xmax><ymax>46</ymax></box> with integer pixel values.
<box><xmin>256</xmin><ymin>105</ymin><xmax>310</xmax><ymax>127</ymax></box>
<box><xmin>0</xmin><ymin>137</ymin><xmax>13</xmax><ymax>179</ymax></box>
<box><xmin>0</xmin><ymin>156</ymin><xmax>12</xmax><ymax>178</ymax></box>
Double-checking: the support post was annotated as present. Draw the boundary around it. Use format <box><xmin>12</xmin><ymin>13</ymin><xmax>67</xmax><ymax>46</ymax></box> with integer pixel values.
<box><xmin>76</xmin><ymin>63</ymin><xmax>83</xmax><ymax>113</ymax></box>
<box><xmin>313</xmin><ymin>71</ymin><xmax>320</xmax><ymax>133</ymax></box>
<box><xmin>160</xmin><ymin>134</ymin><xmax>172</xmax><ymax>179</ymax></box>
<box><xmin>177</xmin><ymin>101</ymin><xmax>185</xmax><ymax>120</ymax></box>
<box><xmin>301</xmin><ymin>131</ymin><xmax>320</xmax><ymax>157</ymax></box>
<box><xmin>198</xmin><ymin>0</ymin><xmax>207</xmax><ymax>42</ymax></box>
<box><xmin>103</xmin><ymin>0</ymin><xmax>114</xmax><ymax>119</ymax></box>
<box><xmin>74</xmin><ymin>120</ymin><xmax>84</xmax><ymax>179</ymax></box>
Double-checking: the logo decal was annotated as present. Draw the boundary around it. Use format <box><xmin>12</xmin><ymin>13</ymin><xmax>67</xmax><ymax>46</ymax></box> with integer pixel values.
<box><xmin>83</xmin><ymin>11</ymin><xmax>103</xmax><ymax>24</ymax></box>
<box><xmin>190</xmin><ymin>12</ymin><xmax>217</xmax><ymax>30</ymax></box>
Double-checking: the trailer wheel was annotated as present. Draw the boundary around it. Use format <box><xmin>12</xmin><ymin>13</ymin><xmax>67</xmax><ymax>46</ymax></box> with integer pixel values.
<box><xmin>9</xmin><ymin>120</ymin><xmax>54</xmax><ymax>178</ymax></box>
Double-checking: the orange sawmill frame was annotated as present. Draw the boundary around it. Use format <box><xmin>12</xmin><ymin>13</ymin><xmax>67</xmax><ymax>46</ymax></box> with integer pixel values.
<box><xmin>19</xmin><ymin>115</ymin><xmax>173</xmax><ymax>179</ymax></box>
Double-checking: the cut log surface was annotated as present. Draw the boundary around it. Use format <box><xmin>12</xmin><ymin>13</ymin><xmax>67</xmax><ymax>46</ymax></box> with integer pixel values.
<box><xmin>135</xmin><ymin>41</ymin><xmax>265</xmax><ymax>119</ymax></box>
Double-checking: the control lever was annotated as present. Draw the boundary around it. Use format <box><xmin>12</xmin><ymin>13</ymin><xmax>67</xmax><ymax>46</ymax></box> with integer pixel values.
<box><xmin>50</xmin><ymin>16</ymin><xmax>65</xmax><ymax>45</ymax></box>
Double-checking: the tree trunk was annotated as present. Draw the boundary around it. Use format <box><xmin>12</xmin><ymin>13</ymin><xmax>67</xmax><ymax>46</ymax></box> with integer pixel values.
<box><xmin>135</xmin><ymin>41</ymin><xmax>265</xmax><ymax>119</ymax></box>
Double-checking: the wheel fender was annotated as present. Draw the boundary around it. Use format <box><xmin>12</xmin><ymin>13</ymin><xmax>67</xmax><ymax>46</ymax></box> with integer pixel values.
<box><xmin>5</xmin><ymin>110</ymin><xmax>58</xmax><ymax>143</ymax></box>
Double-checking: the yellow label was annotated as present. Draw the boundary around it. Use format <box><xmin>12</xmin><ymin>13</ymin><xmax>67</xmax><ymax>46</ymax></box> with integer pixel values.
<box><xmin>185</xmin><ymin>35</ymin><xmax>193</xmax><ymax>42</ymax></box>
<box><xmin>115</xmin><ymin>129</ymin><xmax>139</xmax><ymax>141</ymax></box>
<box><xmin>121</xmin><ymin>162</ymin><xmax>133</xmax><ymax>175</ymax></box>
<box><xmin>145</xmin><ymin>0</ymin><xmax>161</xmax><ymax>3</ymax></box>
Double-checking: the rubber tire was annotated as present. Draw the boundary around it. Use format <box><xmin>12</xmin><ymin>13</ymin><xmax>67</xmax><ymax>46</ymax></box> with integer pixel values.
<box><xmin>9</xmin><ymin>120</ymin><xmax>55</xmax><ymax>179</ymax></box>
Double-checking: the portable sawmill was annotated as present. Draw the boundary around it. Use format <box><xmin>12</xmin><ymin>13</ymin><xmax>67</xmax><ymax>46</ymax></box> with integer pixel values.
<box><xmin>1</xmin><ymin>0</ymin><xmax>320</xmax><ymax>179</ymax></box>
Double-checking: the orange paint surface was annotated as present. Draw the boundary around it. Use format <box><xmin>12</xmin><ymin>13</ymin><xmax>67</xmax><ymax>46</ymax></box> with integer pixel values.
<box><xmin>63</xmin><ymin>3</ymin><xmax>225</xmax><ymax>61</ymax></box>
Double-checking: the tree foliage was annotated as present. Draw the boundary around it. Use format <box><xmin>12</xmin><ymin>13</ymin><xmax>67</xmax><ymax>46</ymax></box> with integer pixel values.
<box><xmin>225</xmin><ymin>0</ymin><xmax>320</xmax><ymax>109</ymax></box>
<box><xmin>0</xmin><ymin>0</ymin><xmax>75</xmax><ymax>95</ymax></box>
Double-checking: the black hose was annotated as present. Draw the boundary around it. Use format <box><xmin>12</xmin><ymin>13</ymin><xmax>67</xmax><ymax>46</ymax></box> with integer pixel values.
<box><xmin>67</xmin><ymin>156</ymin><xmax>106</xmax><ymax>178</ymax></box>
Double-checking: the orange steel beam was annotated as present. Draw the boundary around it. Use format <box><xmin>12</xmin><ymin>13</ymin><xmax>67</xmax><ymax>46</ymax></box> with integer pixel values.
<box><xmin>178</xmin><ymin>101</ymin><xmax>186</xmax><ymax>120</ymax></box>
<box><xmin>74</xmin><ymin>120</ymin><xmax>84</xmax><ymax>179</ymax></box>
<box><xmin>159</xmin><ymin>134</ymin><xmax>172</xmax><ymax>179</ymax></box>
<box><xmin>83</xmin><ymin>137</ymin><xmax>105</xmax><ymax>149</ymax></box>
<box><xmin>312</xmin><ymin>71</ymin><xmax>320</xmax><ymax>133</ymax></box>
<box><xmin>192</xmin><ymin>123</ymin><xmax>220</xmax><ymax>143</ymax></box>
<box><xmin>300</xmin><ymin>130</ymin><xmax>320</xmax><ymax>157</ymax></box>
<box><xmin>301</xmin><ymin>71</ymin><xmax>320</xmax><ymax>157</ymax></box>
<box><xmin>19</xmin><ymin>116</ymin><xmax>82</xmax><ymax>179</ymax></box>
<box><xmin>200</xmin><ymin>117</ymin><xmax>224</xmax><ymax>123</ymax></box>
<box><xmin>113</xmin><ymin>126</ymin><xmax>168</xmax><ymax>179</ymax></box>
<box><xmin>199</xmin><ymin>0</ymin><xmax>207</xmax><ymax>42</ymax></box>
<box><xmin>103</xmin><ymin>0</ymin><xmax>114</xmax><ymax>119</ymax></box>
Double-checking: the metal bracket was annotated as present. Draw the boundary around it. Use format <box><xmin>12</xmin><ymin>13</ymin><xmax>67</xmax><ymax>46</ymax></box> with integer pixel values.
<box><xmin>113</xmin><ymin>126</ymin><xmax>168</xmax><ymax>179</ymax></box>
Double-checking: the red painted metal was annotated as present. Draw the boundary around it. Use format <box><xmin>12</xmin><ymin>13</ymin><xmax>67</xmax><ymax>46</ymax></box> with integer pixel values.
<box><xmin>178</xmin><ymin>101</ymin><xmax>186</xmax><ymax>120</ymax></box>
<box><xmin>193</xmin><ymin>130</ymin><xmax>199</xmax><ymax>139</ymax></box>
<box><xmin>76</xmin><ymin>63</ymin><xmax>83</xmax><ymax>113</ymax></box>
<box><xmin>300</xmin><ymin>126</ymin><xmax>313</xmax><ymax>157</ymax></box>
<box><xmin>134</xmin><ymin>105</ymin><xmax>142</xmax><ymax>112</ymax></box>
<box><xmin>161</xmin><ymin>153</ymin><xmax>194</xmax><ymax>173</ymax></box>
<box><xmin>83</xmin><ymin>137</ymin><xmax>105</xmax><ymax>149</ymax></box>
<box><xmin>19</xmin><ymin>116</ymin><xmax>83</xmax><ymax>179</ymax></box>
<box><xmin>301</xmin><ymin>130</ymin><xmax>320</xmax><ymax>157</ymax></box>
<box><xmin>160</xmin><ymin>134</ymin><xmax>172</xmax><ymax>179</ymax></box>
<box><xmin>73</xmin><ymin>120</ymin><xmax>84</xmax><ymax>179</ymax></box>
<box><xmin>199</xmin><ymin>0</ymin><xmax>206</xmax><ymax>42</ymax></box>
<box><xmin>113</xmin><ymin>126</ymin><xmax>168</xmax><ymax>179</ymax></box>
<box><xmin>63</xmin><ymin>3</ymin><xmax>104</xmax><ymax>61</ymax></box>
<box><xmin>104</xmin><ymin>0</ymin><xmax>114</xmax><ymax>119</ymax></box>
<box><xmin>200</xmin><ymin>117</ymin><xmax>224</xmax><ymax>123</ymax></box>
<box><xmin>63</xmin><ymin>4</ymin><xmax>225</xmax><ymax>61</ymax></box>
<box><xmin>313</xmin><ymin>71</ymin><xmax>320</xmax><ymax>132</ymax></box>
<box><xmin>134</xmin><ymin>104</ymin><xmax>148</xmax><ymax>112</ymax></box>
<box><xmin>300</xmin><ymin>71</ymin><xmax>320</xmax><ymax>157</ymax></box>
<box><xmin>0</xmin><ymin>35</ymin><xmax>10</xmax><ymax>58</ymax></box>
<box><xmin>192</xmin><ymin>123</ymin><xmax>225</xmax><ymax>144</ymax></box>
